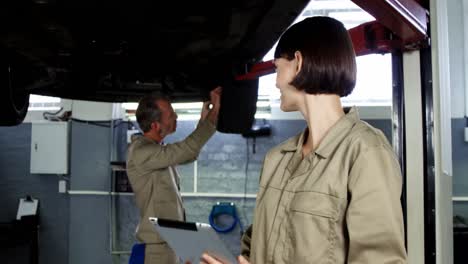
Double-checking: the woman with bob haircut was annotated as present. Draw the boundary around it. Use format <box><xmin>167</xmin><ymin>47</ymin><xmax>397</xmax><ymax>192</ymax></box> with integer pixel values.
<box><xmin>201</xmin><ymin>16</ymin><xmax>407</xmax><ymax>264</ymax></box>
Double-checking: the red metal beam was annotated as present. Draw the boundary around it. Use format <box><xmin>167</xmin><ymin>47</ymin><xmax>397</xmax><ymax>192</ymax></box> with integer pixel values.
<box><xmin>235</xmin><ymin>60</ymin><xmax>275</xmax><ymax>81</ymax></box>
<box><xmin>348</xmin><ymin>21</ymin><xmax>403</xmax><ymax>57</ymax></box>
<box><xmin>351</xmin><ymin>0</ymin><xmax>428</xmax><ymax>46</ymax></box>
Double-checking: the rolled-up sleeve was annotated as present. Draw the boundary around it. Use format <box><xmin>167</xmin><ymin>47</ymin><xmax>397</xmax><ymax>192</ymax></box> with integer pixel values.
<box><xmin>346</xmin><ymin>146</ymin><xmax>407</xmax><ymax>263</ymax></box>
<box><xmin>240</xmin><ymin>225</ymin><xmax>253</xmax><ymax>260</ymax></box>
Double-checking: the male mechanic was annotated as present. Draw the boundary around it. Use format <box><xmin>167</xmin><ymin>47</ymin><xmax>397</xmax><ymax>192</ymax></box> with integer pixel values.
<box><xmin>127</xmin><ymin>86</ymin><xmax>222</xmax><ymax>263</ymax></box>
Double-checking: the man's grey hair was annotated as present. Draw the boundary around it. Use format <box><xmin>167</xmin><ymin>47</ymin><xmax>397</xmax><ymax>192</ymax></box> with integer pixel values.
<box><xmin>135</xmin><ymin>92</ymin><xmax>170</xmax><ymax>133</ymax></box>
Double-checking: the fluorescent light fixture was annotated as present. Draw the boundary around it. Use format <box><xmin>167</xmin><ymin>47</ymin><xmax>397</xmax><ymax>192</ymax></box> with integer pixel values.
<box><xmin>29</xmin><ymin>94</ymin><xmax>61</xmax><ymax>103</ymax></box>
<box><xmin>172</xmin><ymin>102</ymin><xmax>203</xmax><ymax>109</ymax></box>
<box><xmin>122</xmin><ymin>102</ymin><xmax>138</xmax><ymax>110</ymax></box>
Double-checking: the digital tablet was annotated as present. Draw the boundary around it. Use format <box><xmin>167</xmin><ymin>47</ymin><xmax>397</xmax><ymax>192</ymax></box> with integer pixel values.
<box><xmin>149</xmin><ymin>217</ymin><xmax>237</xmax><ymax>263</ymax></box>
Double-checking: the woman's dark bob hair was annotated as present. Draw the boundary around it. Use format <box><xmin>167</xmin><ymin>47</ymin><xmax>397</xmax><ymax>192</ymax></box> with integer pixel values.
<box><xmin>274</xmin><ymin>16</ymin><xmax>356</xmax><ymax>97</ymax></box>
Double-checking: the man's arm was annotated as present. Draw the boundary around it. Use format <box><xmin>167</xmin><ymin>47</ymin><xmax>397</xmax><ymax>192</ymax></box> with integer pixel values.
<box><xmin>201</xmin><ymin>86</ymin><xmax>221</xmax><ymax>125</ymax></box>
<box><xmin>132</xmin><ymin>120</ymin><xmax>216</xmax><ymax>170</ymax></box>
<box><xmin>346</xmin><ymin>146</ymin><xmax>407</xmax><ymax>263</ymax></box>
<box><xmin>240</xmin><ymin>225</ymin><xmax>253</xmax><ymax>261</ymax></box>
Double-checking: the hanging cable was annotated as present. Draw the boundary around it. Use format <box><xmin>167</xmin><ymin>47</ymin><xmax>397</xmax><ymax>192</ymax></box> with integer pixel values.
<box><xmin>240</xmin><ymin>137</ymin><xmax>250</xmax><ymax>230</ymax></box>
<box><xmin>70</xmin><ymin>118</ymin><xmax>131</xmax><ymax>128</ymax></box>
<box><xmin>42</xmin><ymin>107</ymin><xmax>63</xmax><ymax>121</ymax></box>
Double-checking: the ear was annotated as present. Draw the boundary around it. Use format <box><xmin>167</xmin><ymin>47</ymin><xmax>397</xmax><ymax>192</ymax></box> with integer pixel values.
<box><xmin>294</xmin><ymin>51</ymin><xmax>303</xmax><ymax>75</ymax></box>
<box><xmin>150</xmin><ymin>121</ymin><xmax>161</xmax><ymax>133</ymax></box>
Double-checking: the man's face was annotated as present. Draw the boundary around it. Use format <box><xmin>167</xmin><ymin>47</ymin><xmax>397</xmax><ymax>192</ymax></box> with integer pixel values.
<box><xmin>155</xmin><ymin>99</ymin><xmax>178</xmax><ymax>137</ymax></box>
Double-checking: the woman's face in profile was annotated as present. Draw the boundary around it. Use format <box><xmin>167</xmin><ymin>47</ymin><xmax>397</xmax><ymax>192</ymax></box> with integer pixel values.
<box><xmin>274</xmin><ymin>57</ymin><xmax>303</xmax><ymax>112</ymax></box>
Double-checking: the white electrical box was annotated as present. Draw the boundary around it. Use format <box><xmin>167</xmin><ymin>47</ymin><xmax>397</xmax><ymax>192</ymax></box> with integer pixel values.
<box><xmin>58</xmin><ymin>180</ymin><xmax>67</xmax><ymax>193</ymax></box>
<box><xmin>30</xmin><ymin>121</ymin><xmax>69</xmax><ymax>174</ymax></box>
<box><xmin>465</xmin><ymin>127</ymin><xmax>468</xmax><ymax>143</ymax></box>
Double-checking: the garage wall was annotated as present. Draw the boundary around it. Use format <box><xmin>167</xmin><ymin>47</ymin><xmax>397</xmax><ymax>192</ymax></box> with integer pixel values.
<box><xmin>67</xmin><ymin>121</ymin><xmax>115</xmax><ymax>264</ymax></box>
<box><xmin>447</xmin><ymin>0</ymin><xmax>468</xmax><ymax>222</ymax></box>
<box><xmin>452</xmin><ymin>120</ymin><xmax>468</xmax><ymax>197</ymax></box>
<box><xmin>0</xmin><ymin>123</ymin><xmax>69</xmax><ymax>264</ymax></box>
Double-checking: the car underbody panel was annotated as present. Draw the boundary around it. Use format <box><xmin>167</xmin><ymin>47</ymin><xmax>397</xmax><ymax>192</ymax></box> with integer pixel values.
<box><xmin>1</xmin><ymin>0</ymin><xmax>309</xmax><ymax>103</ymax></box>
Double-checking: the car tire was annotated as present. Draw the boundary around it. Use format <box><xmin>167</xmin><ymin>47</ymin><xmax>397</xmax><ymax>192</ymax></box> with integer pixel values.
<box><xmin>0</xmin><ymin>63</ymin><xmax>30</xmax><ymax>126</ymax></box>
<box><xmin>217</xmin><ymin>79</ymin><xmax>258</xmax><ymax>134</ymax></box>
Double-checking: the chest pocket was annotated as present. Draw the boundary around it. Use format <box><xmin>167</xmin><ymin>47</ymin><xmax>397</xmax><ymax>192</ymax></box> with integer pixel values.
<box><xmin>284</xmin><ymin>191</ymin><xmax>342</xmax><ymax>263</ymax></box>
<box><xmin>290</xmin><ymin>191</ymin><xmax>339</xmax><ymax>219</ymax></box>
